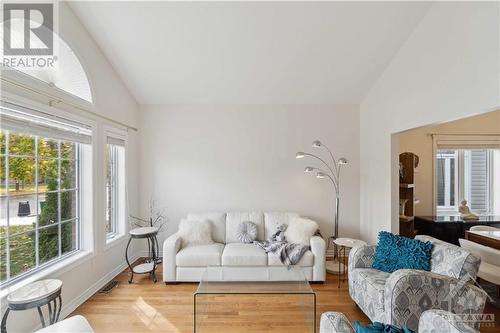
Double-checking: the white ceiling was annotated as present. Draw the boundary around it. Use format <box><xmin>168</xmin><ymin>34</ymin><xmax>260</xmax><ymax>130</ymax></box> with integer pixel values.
<box><xmin>69</xmin><ymin>1</ymin><xmax>431</xmax><ymax>105</ymax></box>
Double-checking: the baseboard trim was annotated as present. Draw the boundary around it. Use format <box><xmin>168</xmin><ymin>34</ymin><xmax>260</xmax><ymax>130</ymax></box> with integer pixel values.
<box><xmin>31</xmin><ymin>251</ymin><xmax>145</xmax><ymax>332</ymax></box>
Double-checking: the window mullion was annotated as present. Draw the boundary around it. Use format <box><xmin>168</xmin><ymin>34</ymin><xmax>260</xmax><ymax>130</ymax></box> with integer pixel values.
<box><xmin>5</xmin><ymin>132</ymin><xmax>11</xmax><ymax>280</ymax></box>
<box><xmin>113</xmin><ymin>146</ymin><xmax>118</xmax><ymax>234</ymax></box>
<box><xmin>58</xmin><ymin>141</ymin><xmax>62</xmax><ymax>257</ymax></box>
<box><xmin>76</xmin><ymin>145</ymin><xmax>81</xmax><ymax>250</ymax></box>
<box><xmin>458</xmin><ymin>150</ymin><xmax>465</xmax><ymax>206</ymax></box>
<box><xmin>35</xmin><ymin>136</ymin><xmax>39</xmax><ymax>267</ymax></box>
<box><xmin>444</xmin><ymin>158</ymin><xmax>450</xmax><ymax>207</ymax></box>
<box><xmin>487</xmin><ymin>150</ymin><xmax>493</xmax><ymax>214</ymax></box>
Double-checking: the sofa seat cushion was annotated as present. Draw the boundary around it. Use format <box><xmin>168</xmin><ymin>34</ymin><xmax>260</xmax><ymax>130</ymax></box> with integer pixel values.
<box><xmin>351</xmin><ymin>268</ymin><xmax>390</xmax><ymax>307</ymax></box>
<box><xmin>268</xmin><ymin>250</ymin><xmax>314</xmax><ymax>267</ymax></box>
<box><xmin>222</xmin><ymin>243</ymin><xmax>268</xmax><ymax>266</ymax></box>
<box><xmin>176</xmin><ymin>243</ymin><xmax>224</xmax><ymax>267</ymax></box>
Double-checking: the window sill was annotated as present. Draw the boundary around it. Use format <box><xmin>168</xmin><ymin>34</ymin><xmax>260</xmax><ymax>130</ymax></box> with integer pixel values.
<box><xmin>104</xmin><ymin>233</ymin><xmax>127</xmax><ymax>251</ymax></box>
<box><xmin>0</xmin><ymin>250</ymin><xmax>93</xmax><ymax>300</ymax></box>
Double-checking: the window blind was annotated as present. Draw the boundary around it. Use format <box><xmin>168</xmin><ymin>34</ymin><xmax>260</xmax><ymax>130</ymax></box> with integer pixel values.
<box><xmin>434</xmin><ymin>135</ymin><xmax>500</xmax><ymax>149</ymax></box>
<box><xmin>0</xmin><ymin>100</ymin><xmax>92</xmax><ymax>144</ymax></box>
<box><xmin>468</xmin><ymin>150</ymin><xmax>489</xmax><ymax>212</ymax></box>
<box><xmin>106</xmin><ymin>136</ymin><xmax>125</xmax><ymax>147</ymax></box>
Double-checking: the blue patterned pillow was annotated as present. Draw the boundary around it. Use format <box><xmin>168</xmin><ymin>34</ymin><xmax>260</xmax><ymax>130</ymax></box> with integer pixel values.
<box><xmin>372</xmin><ymin>231</ymin><xmax>433</xmax><ymax>273</ymax></box>
<box><xmin>353</xmin><ymin>321</ymin><xmax>415</xmax><ymax>333</ymax></box>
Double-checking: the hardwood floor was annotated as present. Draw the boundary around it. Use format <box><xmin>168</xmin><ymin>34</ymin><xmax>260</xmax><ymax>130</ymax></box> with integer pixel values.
<box><xmin>71</xmin><ymin>265</ymin><xmax>499</xmax><ymax>332</ymax></box>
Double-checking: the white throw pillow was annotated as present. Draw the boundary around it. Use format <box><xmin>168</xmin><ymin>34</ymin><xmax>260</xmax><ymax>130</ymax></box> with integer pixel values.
<box><xmin>284</xmin><ymin>218</ymin><xmax>319</xmax><ymax>245</ymax></box>
<box><xmin>178</xmin><ymin>219</ymin><xmax>214</xmax><ymax>248</ymax></box>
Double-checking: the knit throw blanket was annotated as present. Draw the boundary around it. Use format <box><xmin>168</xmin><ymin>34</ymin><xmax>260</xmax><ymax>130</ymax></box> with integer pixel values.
<box><xmin>253</xmin><ymin>235</ymin><xmax>318</xmax><ymax>266</ymax></box>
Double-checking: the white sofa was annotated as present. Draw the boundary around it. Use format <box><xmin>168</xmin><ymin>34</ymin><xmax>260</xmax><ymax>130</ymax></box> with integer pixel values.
<box><xmin>163</xmin><ymin>212</ymin><xmax>326</xmax><ymax>282</ymax></box>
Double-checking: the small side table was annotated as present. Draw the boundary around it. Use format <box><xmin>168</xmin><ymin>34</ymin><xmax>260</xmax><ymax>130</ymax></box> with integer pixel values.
<box><xmin>333</xmin><ymin>238</ymin><xmax>367</xmax><ymax>288</ymax></box>
<box><xmin>1</xmin><ymin>279</ymin><xmax>63</xmax><ymax>333</ymax></box>
<box><xmin>125</xmin><ymin>226</ymin><xmax>159</xmax><ymax>283</ymax></box>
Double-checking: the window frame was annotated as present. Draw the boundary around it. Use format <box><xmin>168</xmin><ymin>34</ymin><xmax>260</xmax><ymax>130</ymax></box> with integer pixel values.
<box><xmin>1</xmin><ymin>126</ymin><xmax>83</xmax><ymax>286</ymax></box>
<box><xmin>432</xmin><ymin>134</ymin><xmax>500</xmax><ymax>216</ymax></box>
<box><xmin>104</xmin><ymin>127</ymin><xmax>127</xmax><ymax>245</ymax></box>
<box><xmin>2</xmin><ymin>67</ymin><xmax>95</xmax><ymax>111</ymax></box>
<box><xmin>435</xmin><ymin>150</ymin><xmax>459</xmax><ymax>212</ymax></box>
<box><xmin>105</xmin><ymin>144</ymin><xmax>118</xmax><ymax>239</ymax></box>
<box><xmin>435</xmin><ymin>149</ymin><xmax>495</xmax><ymax>215</ymax></box>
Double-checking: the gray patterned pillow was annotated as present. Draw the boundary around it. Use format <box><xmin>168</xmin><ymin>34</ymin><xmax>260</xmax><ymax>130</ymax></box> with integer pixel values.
<box><xmin>236</xmin><ymin>221</ymin><xmax>257</xmax><ymax>243</ymax></box>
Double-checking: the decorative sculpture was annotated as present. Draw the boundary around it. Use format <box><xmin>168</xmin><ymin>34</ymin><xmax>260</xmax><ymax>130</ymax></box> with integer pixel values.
<box><xmin>458</xmin><ymin>200</ymin><xmax>479</xmax><ymax>220</ymax></box>
<box><xmin>399</xmin><ymin>199</ymin><xmax>408</xmax><ymax>217</ymax></box>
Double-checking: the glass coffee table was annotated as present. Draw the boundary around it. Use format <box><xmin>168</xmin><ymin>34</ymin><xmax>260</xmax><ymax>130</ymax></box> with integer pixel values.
<box><xmin>194</xmin><ymin>266</ymin><xmax>316</xmax><ymax>333</ymax></box>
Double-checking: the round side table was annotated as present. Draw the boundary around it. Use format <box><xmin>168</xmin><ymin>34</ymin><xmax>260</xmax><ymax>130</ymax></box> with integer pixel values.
<box><xmin>125</xmin><ymin>226</ymin><xmax>159</xmax><ymax>283</ymax></box>
<box><xmin>1</xmin><ymin>279</ymin><xmax>63</xmax><ymax>333</ymax></box>
<box><xmin>333</xmin><ymin>238</ymin><xmax>367</xmax><ymax>288</ymax></box>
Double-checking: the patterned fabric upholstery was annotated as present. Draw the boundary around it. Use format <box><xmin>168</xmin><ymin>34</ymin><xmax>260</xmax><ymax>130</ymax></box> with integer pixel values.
<box><xmin>385</xmin><ymin>269</ymin><xmax>487</xmax><ymax>330</ymax></box>
<box><xmin>415</xmin><ymin>235</ymin><xmax>481</xmax><ymax>281</ymax></box>
<box><xmin>319</xmin><ymin>312</ymin><xmax>355</xmax><ymax>333</ymax></box>
<box><xmin>419</xmin><ymin>310</ymin><xmax>479</xmax><ymax>333</ymax></box>
<box><xmin>348</xmin><ymin>236</ymin><xmax>486</xmax><ymax>331</ymax></box>
<box><xmin>319</xmin><ymin>310</ymin><xmax>479</xmax><ymax>333</ymax></box>
<box><xmin>348</xmin><ymin>244</ymin><xmax>376</xmax><ymax>271</ymax></box>
<box><xmin>349</xmin><ymin>268</ymin><xmax>389</xmax><ymax>323</ymax></box>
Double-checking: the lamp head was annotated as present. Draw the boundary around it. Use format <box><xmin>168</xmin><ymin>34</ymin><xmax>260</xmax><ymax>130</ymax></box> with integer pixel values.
<box><xmin>316</xmin><ymin>171</ymin><xmax>326</xmax><ymax>179</ymax></box>
<box><xmin>338</xmin><ymin>157</ymin><xmax>348</xmax><ymax>165</ymax></box>
<box><xmin>304</xmin><ymin>166</ymin><xmax>314</xmax><ymax>173</ymax></box>
<box><xmin>312</xmin><ymin>140</ymin><xmax>322</xmax><ymax>148</ymax></box>
<box><xmin>296</xmin><ymin>152</ymin><xmax>306</xmax><ymax>159</ymax></box>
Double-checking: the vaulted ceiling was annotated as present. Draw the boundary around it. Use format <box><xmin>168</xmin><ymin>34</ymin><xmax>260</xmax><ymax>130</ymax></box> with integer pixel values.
<box><xmin>69</xmin><ymin>1</ymin><xmax>431</xmax><ymax>105</ymax></box>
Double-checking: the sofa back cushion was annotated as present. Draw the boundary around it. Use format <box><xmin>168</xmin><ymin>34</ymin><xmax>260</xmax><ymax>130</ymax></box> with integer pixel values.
<box><xmin>178</xmin><ymin>219</ymin><xmax>214</xmax><ymax>248</ymax></box>
<box><xmin>187</xmin><ymin>212</ymin><xmax>226</xmax><ymax>243</ymax></box>
<box><xmin>415</xmin><ymin>235</ymin><xmax>481</xmax><ymax>280</ymax></box>
<box><xmin>226</xmin><ymin>212</ymin><xmax>264</xmax><ymax>243</ymax></box>
<box><xmin>264</xmin><ymin>212</ymin><xmax>299</xmax><ymax>240</ymax></box>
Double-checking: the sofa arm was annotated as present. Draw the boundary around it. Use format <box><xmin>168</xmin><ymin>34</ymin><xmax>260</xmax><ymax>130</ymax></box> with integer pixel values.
<box><xmin>163</xmin><ymin>233</ymin><xmax>182</xmax><ymax>282</ymax></box>
<box><xmin>419</xmin><ymin>310</ymin><xmax>479</xmax><ymax>333</ymax></box>
<box><xmin>348</xmin><ymin>245</ymin><xmax>376</xmax><ymax>271</ymax></box>
<box><xmin>310</xmin><ymin>235</ymin><xmax>326</xmax><ymax>281</ymax></box>
<box><xmin>384</xmin><ymin>269</ymin><xmax>487</xmax><ymax>331</ymax></box>
<box><xmin>320</xmin><ymin>312</ymin><xmax>355</xmax><ymax>333</ymax></box>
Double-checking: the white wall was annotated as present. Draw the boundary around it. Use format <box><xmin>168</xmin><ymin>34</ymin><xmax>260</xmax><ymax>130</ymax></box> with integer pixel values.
<box><xmin>360</xmin><ymin>2</ymin><xmax>500</xmax><ymax>244</ymax></box>
<box><xmin>139</xmin><ymin>104</ymin><xmax>360</xmax><ymax>245</ymax></box>
<box><xmin>397</xmin><ymin>110</ymin><xmax>500</xmax><ymax>216</ymax></box>
<box><xmin>0</xmin><ymin>3</ymin><xmax>141</xmax><ymax>332</ymax></box>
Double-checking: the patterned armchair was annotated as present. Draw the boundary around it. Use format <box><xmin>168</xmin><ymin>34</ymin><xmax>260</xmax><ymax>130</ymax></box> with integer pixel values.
<box><xmin>319</xmin><ymin>310</ymin><xmax>479</xmax><ymax>333</ymax></box>
<box><xmin>347</xmin><ymin>235</ymin><xmax>487</xmax><ymax>331</ymax></box>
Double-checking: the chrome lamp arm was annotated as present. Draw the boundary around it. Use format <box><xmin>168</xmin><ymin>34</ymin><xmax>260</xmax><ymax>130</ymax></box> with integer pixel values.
<box><xmin>296</xmin><ymin>152</ymin><xmax>338</xmax><ymax>183</ymax></box>
<box><xmin>304</xmin><ymin>166</ymin><xmax>339</xmax><ymax>193</ymax></box>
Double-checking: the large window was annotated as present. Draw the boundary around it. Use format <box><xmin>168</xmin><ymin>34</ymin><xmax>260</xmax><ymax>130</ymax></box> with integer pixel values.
<box><xmin>0</xmin><ymin>102</ymin><xmax>91</xmax><ymax>284</ymax></box>
<box><xmin>436</xmin><ymin>148</ymin><xmax>498</xmax><ymax>215</ymax></box>
<box><xmin>105</xmin><ymin>136</ymin><xmax>125</xmax><ymax>239</ymax></box>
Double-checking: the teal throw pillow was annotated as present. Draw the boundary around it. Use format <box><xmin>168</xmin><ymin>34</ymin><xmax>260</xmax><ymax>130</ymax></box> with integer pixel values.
<box><xmin>372</xmin><ymin>231</ymin><xmax>433</xmax><ymax>273</ymax></box>
<box><xmin>353</xmin><ymin>321</ymin><xmax>415</xmax><ymax>333</ymax></box>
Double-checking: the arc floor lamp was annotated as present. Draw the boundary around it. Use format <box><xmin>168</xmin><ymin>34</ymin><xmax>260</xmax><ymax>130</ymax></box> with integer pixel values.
<box><xmin>296</xmin><ymin>140</ymin><xmax>347</xmax><ymax>274</ymax></box>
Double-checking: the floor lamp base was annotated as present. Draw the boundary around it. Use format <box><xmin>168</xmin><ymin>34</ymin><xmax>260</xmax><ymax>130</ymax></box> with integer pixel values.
<box><xmin>326</xmin><ymin>260</ymin><xmax>346</xmax><ymax>275</ymax></box>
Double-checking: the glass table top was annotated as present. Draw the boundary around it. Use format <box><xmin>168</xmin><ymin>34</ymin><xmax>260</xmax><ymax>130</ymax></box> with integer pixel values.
<box><xmin>196</xmin><ymin>266</ymin><xmax>314</xmax><ymax>294</ymax></box>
